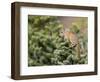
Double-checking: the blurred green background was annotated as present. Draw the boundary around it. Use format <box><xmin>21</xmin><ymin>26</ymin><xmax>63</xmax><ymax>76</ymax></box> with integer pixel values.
<box><xmin>28</xmin><ymin>15</ymin><xmax>88</xmax><ymax>66</ymax></box>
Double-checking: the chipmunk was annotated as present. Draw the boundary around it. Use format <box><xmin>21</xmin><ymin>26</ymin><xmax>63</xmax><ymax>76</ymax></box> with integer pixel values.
<box><xmin>60</xmin><ymin>28</ymin><xmax>80</xmax><ymax>59</ymax></box>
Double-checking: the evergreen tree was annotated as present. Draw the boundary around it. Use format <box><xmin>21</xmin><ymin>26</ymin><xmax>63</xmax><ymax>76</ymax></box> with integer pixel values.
<box><xmin>28</xmin><ymin>15</ymin><xmax>87</xmax><ymax>66</ymax></box>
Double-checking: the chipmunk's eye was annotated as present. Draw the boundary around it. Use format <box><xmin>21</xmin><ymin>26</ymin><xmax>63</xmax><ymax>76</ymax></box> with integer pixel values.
<box><xmin>61</xmin><ymin>32</ymin><xmax>63</xmax><ymax>33</ymax></box>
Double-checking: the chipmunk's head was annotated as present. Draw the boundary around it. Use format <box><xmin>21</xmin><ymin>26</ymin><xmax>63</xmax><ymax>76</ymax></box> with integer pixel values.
<box><xmin>59</xmin><ymin>28</ymin><xmax>70</xmax><ymax>37</ymax></box>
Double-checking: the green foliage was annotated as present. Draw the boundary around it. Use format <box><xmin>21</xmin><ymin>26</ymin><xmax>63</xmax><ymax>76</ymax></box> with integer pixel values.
<box><xmin>28</xmin><ymin>15</ymin><xmax>87</xmax><ymax>66</ymax></box>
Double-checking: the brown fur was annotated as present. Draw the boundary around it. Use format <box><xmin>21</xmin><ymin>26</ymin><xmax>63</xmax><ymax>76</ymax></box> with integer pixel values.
<box><xmin>60</xmin><ymin>29</ymin><xmax>80</xmax><ymax>59</ymax></box>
